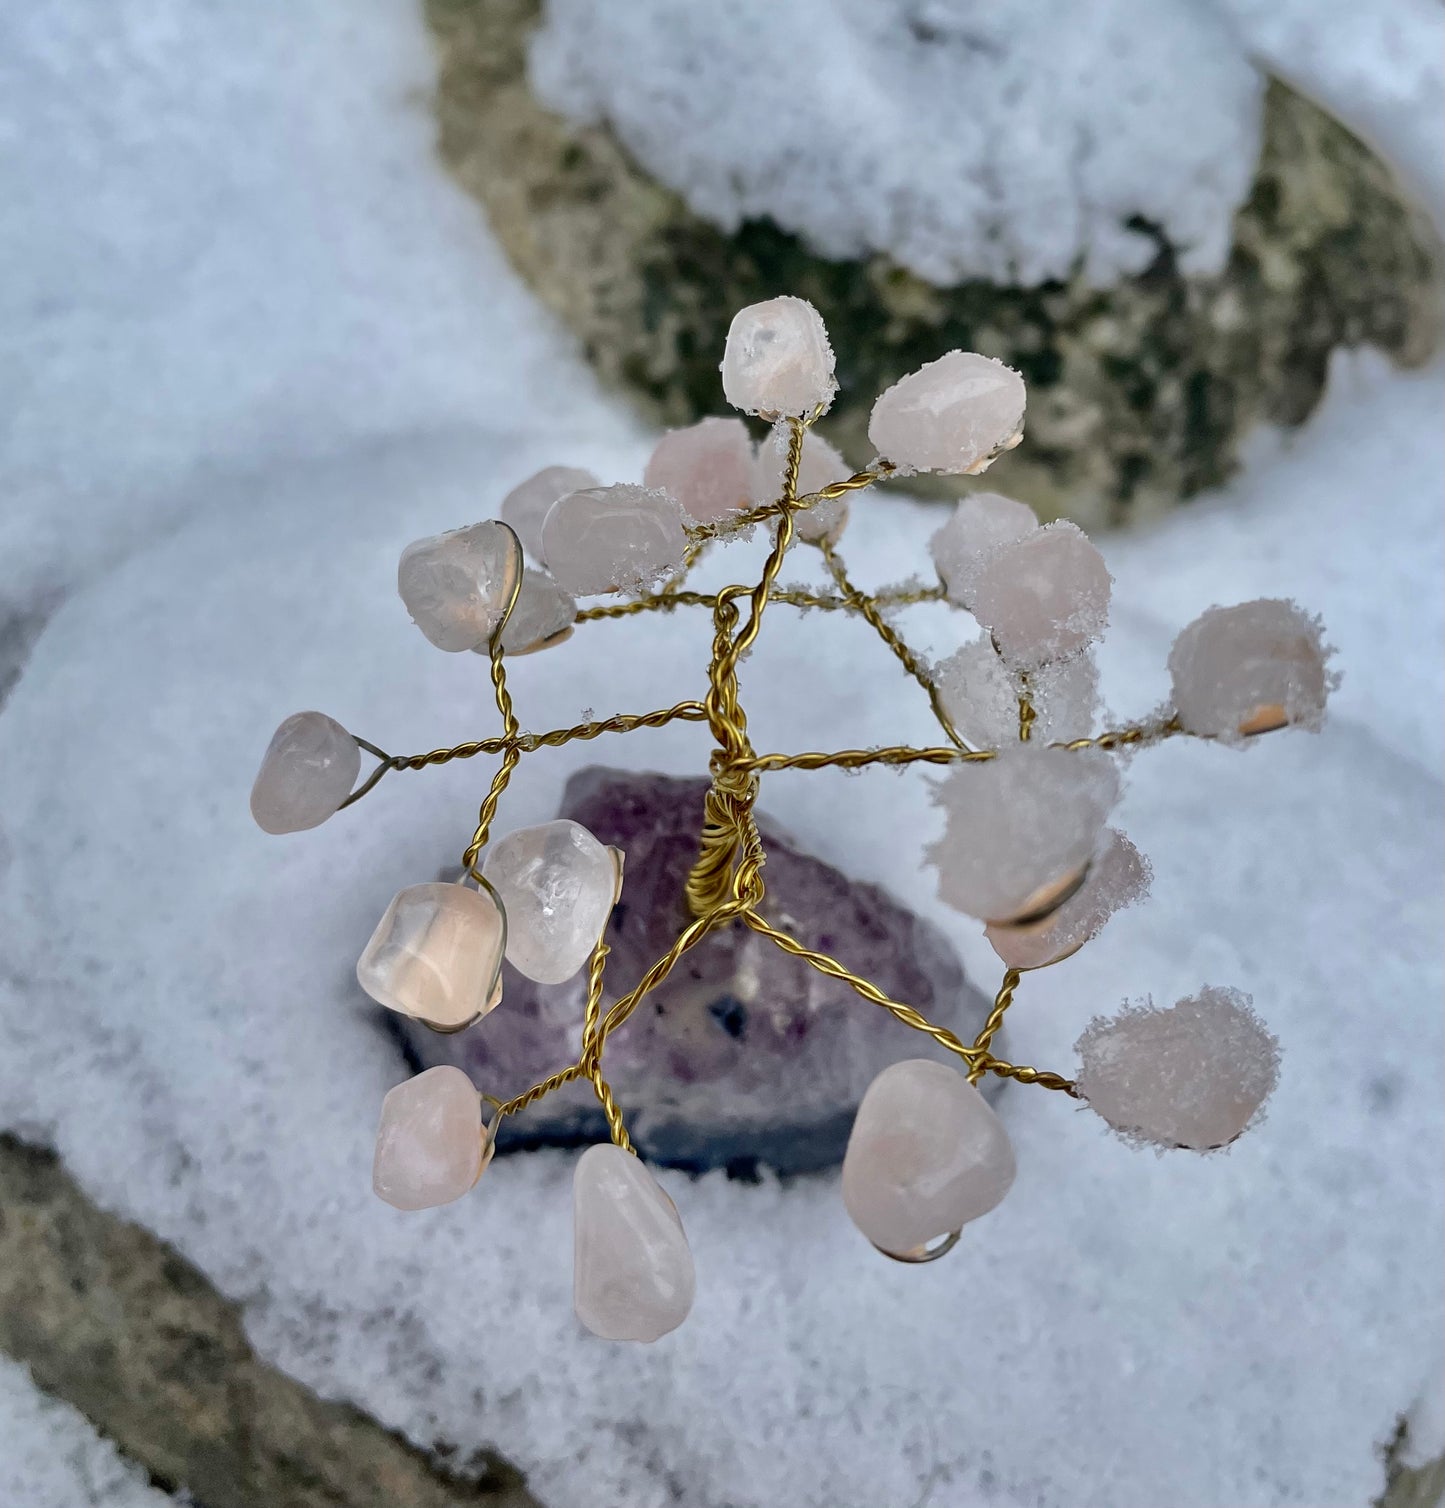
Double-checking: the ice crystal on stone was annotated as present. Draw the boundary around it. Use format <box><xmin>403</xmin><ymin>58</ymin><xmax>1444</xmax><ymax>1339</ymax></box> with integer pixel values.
<box><xmin>541</xmin><ymin>483</ymin><xmax>689</xmax><ymax>596</ymax></box>
<box><xmin>721</xmin><ymin>296</ymin><xmax>837</xmax><ymax>418</ymax></box>
<box><xmin>869</xmin><ymin>352</ymin><xmax>1026</xmax><ymax>476</ymax></box>
<box><xmin>501</xmin><ymin>465</ymin><xmax>600</xmax><ymax>562</ymax></box>
<box><xmin>929</xmin><ymin>492</ymin><xmax>1039</xmax><ymax>608</ymax></box>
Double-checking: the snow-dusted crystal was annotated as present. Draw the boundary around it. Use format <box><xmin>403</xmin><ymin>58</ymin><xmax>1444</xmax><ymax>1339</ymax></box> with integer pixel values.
<box><xmin>356</xmin><ymin>882</ymin><xmax>506</xmax><ymax>1030</ymax></box>
<box><xmin>842</xmin><ymin>1059</ymin><xmax>1015</xmax><ymax>1257</ymax></box>
<box><xmin>1168</xmin><ymin>598</ymin><xmax>1333</xmax><ymax>741</ymax></box>
<box><xmin>573</xmin><ymin>1144</ymin><xmax>695</xmax><ymax>1342</ymax></box>
<box><xmin>753</xmin><ymin>425</ymin><xmax>849</xmax><ymax>543</ymax></box>
<box><xmin>495</xmin><ymin>568</ymin><xmax>575</xmax><ymax>655</ymax></box>
<box><xmin>986</xmin><ymin>829</ymin><xmax>1150</xmax><ymax>970</ymax></box>
<box><xmin>372</xmin><ymin>1065</ymin><xmax>485</xmax><ymax>1211</ymax></box>
<box><xmin>1076</xmin><ymin>987</ymin><xmax>1280</xmax><ymax>1151</ymax></box>
<box><xmin>935</xmin><ymin>639</ymin><xmax>1019</xmax><ymax>749</ymax></box>
<box><xmin>1028</xmin><ymin>650</ymin><xmax>1100</xmax><ymax>743</ymax></box>
<box><xmin>250</xmin><ymin>711</ymin><xmax>360</xmax><ymax>834</ymax></box>
<box><xmin>929</xmin><ymin>492</ymin><xmax>1038</xmax><ymax>606</ymax></box>
<box><xmin>869</xmin><ymin>352</ymin><xmax>1026</xmax><ymax>476</ymax></box>
<box><xmin>397</xmin><ymin>520</ymin><xmax>522</xmax><ymax>652</ymax></box>
<box><xmin>541</xmin><ymin>484</ymin><xmax>688</xmax><ymax>597</ymax></box>
<box><xmin>929</xmin><ymin>746</ymin><xmax>1120</xmax><ymax>923</ymax></box>
<box><xmin>500</xmin><ymin>465</ymin><xmax>599</xmax><ymax>562</ymax></box>
<box><xmin>482</xmin><ymin>819</ymin><xmax>617</xmax><ymax>985</ymax></box>
<box><xmin>720</xmin><ymin>296</ymin><xmax>837</xmax><ymax>418</ymax></box>
<box><xmin>970</xmin><ymin>520</ymin><xmax>1112</xmax><ymax>669</ymax></box>
<box><xmin>644</xmin><ymin>417</ymin><xmax>752</xmax><ymax>524</ymax></box>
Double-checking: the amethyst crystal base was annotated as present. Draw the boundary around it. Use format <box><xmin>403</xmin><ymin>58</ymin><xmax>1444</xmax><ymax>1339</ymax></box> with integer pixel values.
<box><xmin>398</xmin><ymin>768</ymin><xmax>995</xmax><ymax>1174</ymax></box>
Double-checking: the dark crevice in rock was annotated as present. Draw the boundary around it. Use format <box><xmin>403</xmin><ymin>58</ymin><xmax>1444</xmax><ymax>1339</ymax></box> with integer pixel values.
<box><xmin>0</xmin><ymin>1134</ymin><xmax>544</xmax><ymax>1508</ymax></box>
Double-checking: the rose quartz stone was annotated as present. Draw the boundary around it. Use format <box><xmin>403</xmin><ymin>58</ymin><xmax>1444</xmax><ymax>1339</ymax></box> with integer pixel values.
<box><xmin>356</xmin><ymin>882</ymin><xmax>506</xmax><ymax>1029</ymax></box>
<box><xmin>1168</xmin><ymin>598</ymin><xmax>1333</xmax><ymax>742</ymax></box>
<box><xmin>250</xmin><ymin>711</ymin><xmax>360</xmax><ymax>835</ymax></box>
<box><xmin>986</xmin><ymin>828</ymin><xmax>1150</xmax><ymax>970</ymax></box>
<box><xmin>500</xmin><ymin>465</ymin><xmax>600</xmax><ymax>562</ymax></box>
<box><xmin>573</xmin><ymin>1144</ymin><xmax>695</xmax><ymax>1342</ymax></box>
<box><xmin>929</xmin><ymin>746</ymin><xmax>1120</xmax><ymax>923</ymax></box>
<box><xmin>397</xmin><ymin>520</ymin><xmax>522</xmax><ymax>652</ymax></box>
<box><xmin>644</xmin><ymin>418</ymin><xmax>753</xmax><ymax>524</ymax></box>
<box><xmin>842</xmin><ymin>1059</ymin><xmax>1015</xmax><ymax>1256</ymax></box>
<box><xmin>929</xmin><ymin>492</ymin><xmax>1038</xmax><ymax>606</ymax></box>
<box><xmin>496</xmin><ymin>568</ymin><xmax>575</xmax><ymax>656</ymax></box>
<box><xmin>752</xmin><ymin>425</ymin><xmax>849</xmax><ymax>543</ymax></box>
<box><xmin>869</xmin><ymin>352</ymin><xmax>1025</xmax><ymax>476</ymax></box>
<box><xmin>482</xmin><ymin>819</ymin><xmax>617</xmax><ymax>984</ymax></box>
<box><xmin>1076</xmin><ymin>986</ymin><xmax>1281</xmax><ymax>1151</ymax></box>
<box><xmin>969</xmin><ymin>520</ymin><xmax>1112</xmax><ymax>669</ymax></box>
<box><xmin>540</xmin><ymin>484</ymin><xmax>689</xmax><ymax>597</ymax></box>
<box><xmin>720</xmin><ymin>297</ymin><xmax>837</xmax><ymax>418</ymax></box>
<box><xmin>934</xmin><ymin>639</ymin><xmax>1020</xmax><ymax>750</ymax></box>
<box><xmin>373</xmin><ymin>1065</ymin><xmax>485</xmax><ymax>1210</ymax></box>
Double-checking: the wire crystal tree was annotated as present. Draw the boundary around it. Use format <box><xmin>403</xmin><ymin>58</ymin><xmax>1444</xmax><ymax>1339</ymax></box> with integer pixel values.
<box><xmin>251</xmin><ymin>296</ymin><xmax>1333</xmax><ymax>1343</ymax></box>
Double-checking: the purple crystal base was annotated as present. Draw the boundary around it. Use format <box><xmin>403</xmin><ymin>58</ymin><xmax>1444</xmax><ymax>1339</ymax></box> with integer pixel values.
<box><xmin>397</xmin><ymin>767</ymin><xmax>995</xmax><ymax>1175</ymax></box>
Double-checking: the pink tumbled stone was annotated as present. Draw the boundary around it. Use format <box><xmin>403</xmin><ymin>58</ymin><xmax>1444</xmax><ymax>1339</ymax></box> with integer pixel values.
<box><xmin>969</xmin><ymin>520</ymin><xmax>1112</xmax><ymax>669</ymax></box>
<box><xmin>869</xmin><ymin>352</ymin><xmax>1025</xmax><ymax>476</ymax></box>
<box><xmin>842</xmin><ymin>1059</ymin><xmax>1015</xmax><ymax>1257</ymax></box>
<box><xmin>250</xmin><ymin>711</ymin><xmax>360</xmax><ymax>835</ymax></box>
<box><xmin>496</xmin><ymin>568</ymin><xmax>575</xmax><ymax>656</ymax></box>
<box><xmin>721</xmin><ymin>297</ymin><xmax>837</xmax><ymax>418</ymax></box>
<box><xmin>500</xmin><ymin>465</ymin><xmax>600</xmax><ymax>562</ymax></box>
<box><xmin>1076</xmin><ymin>987</ymin><xmax>1281</xmax><ymax>1151</ymax></box>
<box><xmin>373</xmin><ymin>1065</ymin><xmax>485</xmax><ymax>1211</ymax></box>
<box><xmin>541</xmin><ymin>484</ymin><xmax>689</xmax><ymax>597</ymax></box>
<box><xmin>573</xmin><ymin>1144</ymin><xmax>695</xmax><ymax>1342</ymax></box>
<box><xmin>397</xmin><ymin>520</ymin><xmax>522</xmax><ymax>652</ymax></box>
<box><xmin>644</xmin><ymin>417</ymin><xmax>753</xmax><ymax>524</ymax></box>
<box><xmin>934</xmin><ymin>639</ymin><xmax>1019</xmax><ymax>749</ymax></box>
<box><xmin>929</xmin><ymin>492</ymin><xmax>1038</xmax><ymax>607</ymax></box>
<box><xmin>752</xmin><ymin>426</ymin><xmax>850</xmax><ymax>543</ymax></box>
<box><xmin>986</xmin><ymin>828</ymin><xmax>1150</xmax><ymax>970</ymax></box>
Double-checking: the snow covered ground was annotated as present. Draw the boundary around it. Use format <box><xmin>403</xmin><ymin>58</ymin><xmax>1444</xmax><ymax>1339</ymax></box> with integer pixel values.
<box><xmin>1</xmin><ymin>3</ymin><xmax>1441</xmax><ymax>1507</ymax></box>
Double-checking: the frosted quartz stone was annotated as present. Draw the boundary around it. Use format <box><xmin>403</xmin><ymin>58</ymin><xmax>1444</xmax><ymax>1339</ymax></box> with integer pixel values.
<box><xmin>935</xmin><ymin>640</ymin><xmax>1019</xmax><ymax>749</ymax></box>
<box><xmin>500</xmin><ymin>465</ymin><xmax>599</xmax><ymax>562</ymax></box>
<box><xmin>720</xmin><ymin>296</ymin><xmax>837</xmax><ymax>418</ymax></box>
<box><xmin>397</xmin><ymin>520</ymin><xmax>522</xmax><ymax>652</ymax></box>
<box><xmin>573</xmin><ymin>1144</ymin><xmax>695</xmax><ymax>1342</ymax></box>
<box><xmin>929</xmin><ymin>746</ymin><xmax>1120</xmax><ymax>923</ymax></box>
<box><xmin>986</xmin><ymin>829</ymin><xmax>1150</xmax><ymax>970</ymax></box>
<box><xmin>482</xmin><ymin>819</ymin><xmax>617</xmax><ymax>985</ymax></box>
<box><xmin>970</xmin><ymin>520</ymin><xmax>1112</xmax><ymax>669</ymax></box>
<box><xmin>644</xmin><ymin>417</ymin><xmax>753</xmax><ymax>524</ymax></box>
<box><xmin>357</xmin><ymin>882</ymin><xmax>506</xmax><ymax>1030</ymax></box>
<box><xmin>372</xmin><ymin>1066</ymin><xmax>485</xmax><ymax>1211</ymax></box>
<box><xmin>752</xmin><ymin>426</ymin><xmax>849</xmax><ymax>543</ymax></box>
<box><xmin>842</xmin><ymin>1059</ymin><xmax>1015</xmax><ymax>1257</ymax></box>
<box><xmin>1076</xmin><ymin>987</ymin><xmax>1281</xmax><ymax>1151</ymax></box>
<box><xmin>929</xmin><ymin>492</ymin><xmax>1038</xmax><ymax>607</ymax></box>
<box><xmin>495</xmin><ymin>569</ymin><xmax>575</xmax><ymax>656</ymax></box>
<box><xmin>869</xmin><ymin>352</ymin><xmax>1026</xmax><ymax>476</ymax></box>
<box><xmin>250</xmin><ymin>711</ymin><xmax>360</xmax><ymax>834</ymax></box>
<box><xmin>541</xmin><ymin>484</ymin><xmax>688</xmax><ymax>597</ymax></box>
<box><xmin>1028</xmin><ymin>651</ymin><xmax>1100</xmax><ymax>743</ymax></box>
<box><xmin>1168</xmin><ymin>598</ymin><xmax>1333</xmax><ymax>741</ymax></box>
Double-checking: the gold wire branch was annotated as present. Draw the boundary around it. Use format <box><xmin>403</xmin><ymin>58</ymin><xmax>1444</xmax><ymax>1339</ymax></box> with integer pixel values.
<box><xmin>345</xmin><ymin>414</ymin><xmax>1258</xmax><ymax>1150</ymax></box>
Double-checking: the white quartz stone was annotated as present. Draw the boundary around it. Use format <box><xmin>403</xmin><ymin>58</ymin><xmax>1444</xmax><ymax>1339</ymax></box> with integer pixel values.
<box><xmin>500</xmin><ymin>465</ymin><xmax>600</xmax><ymax>562</ymax></box>
<box><xmin>934</xmin><ymin>639</ymin><xmax>1021</xmax><ymax>749</ymax></box>
<box><xmin>929</xmin><ymin>492</ymin><xmax>1038</xmax><ymax>606</ymax></box>
<box><xmin>929</xmin><ymin>746</ymin><xmax>1120</xmax><ymax>923</ymax></box>
<box><xmin>1075</xmin><ymin>986</ymin><xmax>1281</xmax><ymax>1151</ymax></box>
<box><xmin>249</xmin><ymin>711</ymin><xmax>360</xmax><ymax>834</ymax></box>
<box><xmin>644</xmin><ymin>417</ymin><xmax>753</xmax><ymax>523</ymax></box>
<box><xmin>540</xmin><ymin>484</ymin><xmax>689</xmax><ymax>597</ymax></box>
<box><xmin>986</xmin><ymin>828</ymin><xmax>1150</xmax><ymax>970</ymax></box>
<box><xmin>1168</xmin><ymin>598</ymin><xmax>1333</xmax><ymax>742</ymax></box>
<box><xmin>868</xmin><ymin>352</ymin><xmax>1026</xmax><ymax>476</ymax></box>
<box><xmin>372</xmin><ymin>1065</ymin><xmax>485</xmax><ymax>1211</ymax></box>
<box><xmin>495</xmin><ymin>568</ymin><xmax>576</xmax><ymax>656</ymax></box>
<box><xmin>573</xmin><ymin>1143</ymin><xmax>695</xmax><ymax>1342</ymax></box>
<box><xmin>397</xmin><ymin>520</ymin><xmax>522</xmax><ymax>652</ymax></box>
<box><xmin>842</xmin><ymin>1059</ymin><xmax>1015</xmax><ymax>1257</ymax></box>
<box><xmin>356</xmin><ymin>882</ymin><xmax>506</xmax><ymax>1030</ymax></box>
<box><xmin>752</xmin><ymin>425</ymin><xmax>849</xmax><ymax>543</ymax></box>
<box><xmin>969</xmin><ymin>520</ymin><xmax>1112</xmax><ymax>669</ymax></box>
<box><xmin>482</xmin><ymin>819</ymin><xmax>617</xmax><ymax>985</ymax></box>
<box><xmin>720</xmin><ymin>297</ymin><xmax>837</xmax><ymax>418</ymax></box>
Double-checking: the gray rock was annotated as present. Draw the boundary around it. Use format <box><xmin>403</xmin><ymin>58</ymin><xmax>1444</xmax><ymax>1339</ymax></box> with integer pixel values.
<box><xmin>425</xmin><ymin>0</ymin><xmax>1442</xmax><ymax>531</ymax></box>
<box><xmin>401</xmin><ymin>768</ymin><xmax>994</xmax><ymax>1175</ymax></box>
